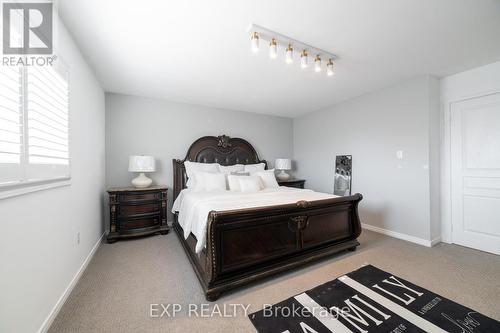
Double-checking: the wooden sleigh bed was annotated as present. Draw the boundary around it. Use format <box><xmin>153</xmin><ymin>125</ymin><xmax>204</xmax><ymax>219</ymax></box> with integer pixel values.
<box><xmin>172</xmin><ymin>135</ymin><xmax>363</xmax><ymax>301</ymax></box>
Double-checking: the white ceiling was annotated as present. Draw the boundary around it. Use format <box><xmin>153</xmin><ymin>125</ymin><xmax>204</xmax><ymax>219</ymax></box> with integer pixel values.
<box><xmin>59</xmin><ymin>0</ymin><xmax>500</xmax><ymax>117</ymax></box>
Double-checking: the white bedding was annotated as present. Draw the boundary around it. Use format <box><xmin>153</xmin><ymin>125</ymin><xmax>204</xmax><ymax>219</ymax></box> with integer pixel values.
<box><xmin>172</xmin><ymin>187</ymin><xmax>337</xmax><ymax>253</ymax></box>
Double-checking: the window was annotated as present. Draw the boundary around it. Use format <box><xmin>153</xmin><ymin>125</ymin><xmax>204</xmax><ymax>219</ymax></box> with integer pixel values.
<box><xmin>0</xmin><ymin>64</ymin><xmax>69</xmax><ymax>192</ymax></box>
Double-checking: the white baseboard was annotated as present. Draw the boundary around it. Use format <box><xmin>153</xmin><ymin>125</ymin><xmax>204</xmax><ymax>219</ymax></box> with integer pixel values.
<box><xmin>362</xmin><ymin>223</ymin><xmax>441</xmax><ymax>248</ymax></box>
<box><xmin>37</xmin><ymin>232</ymin><xmax>105</xmax><ymax>333</ymax></box>
<box><xmin>430</xmin><ymin>236</ymin><xmax>442</xmax><ymax>246</ymax></box>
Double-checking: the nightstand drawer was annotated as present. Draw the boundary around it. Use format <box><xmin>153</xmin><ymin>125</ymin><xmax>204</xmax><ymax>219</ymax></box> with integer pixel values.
<box><xmin>118</xmin><ymin>192</ymin><xmax>160</xmax><ymax>202</ymax></box>
<box><xmin>119</xmin><ymin>203</ymin><xmax>160</xmax><ymax>217</ymax></box>
<box><xmin>119</xmin><ymin>214</ymin><xmax>160</xmax><ymax>231</ymax></box>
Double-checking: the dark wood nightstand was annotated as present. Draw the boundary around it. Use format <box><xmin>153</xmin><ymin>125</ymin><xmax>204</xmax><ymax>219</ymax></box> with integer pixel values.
<box><xmin>277</xmin><ymin>179</ymin><xmax>305</xmax><ymax>189</ymax></box>
<box><xmin>107</xmin><ymin>186</ymin><xmax>169</xmax><ymax>243</ymax></box>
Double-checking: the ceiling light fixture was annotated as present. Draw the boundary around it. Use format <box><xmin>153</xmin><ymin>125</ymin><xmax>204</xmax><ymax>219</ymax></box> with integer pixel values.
<box><xmin>285</xmin><ymin>44</ymin><xmax>293</xmax><ymax>64</ymax></box>
<box><xmin>326</xmin><ymin>59</ymin><xmax>334</xmax><ymax>76</ymax></box>
<box><xmin>250</xmin><ymin>32</ymin><xmax>259</xmax><ymax>53</ymax></box>
<box><xmin>314</xmin><ymin>55</ymin><xmax>322</xmax><ymax>72</ymax></box>
<box><xmin>300</xmin><ymin>50</ymin><xmax>308</xmax><ymax>69</ymax></box>
<box><xmin>269</xmin><ymin>38</ymin><xmax>278</xmax><ymax>59</ymax></box>
<box><xmin>248</xmin><ymin>23</ymin><xmax>338</xmax><ymax>77</ymax></box>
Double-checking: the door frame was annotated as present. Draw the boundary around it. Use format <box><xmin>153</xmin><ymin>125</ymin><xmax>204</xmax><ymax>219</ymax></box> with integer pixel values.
<box><xmin>441</xmin><ymin>89</ymin><xmax>500</xmax><ymax>244</ymax></box>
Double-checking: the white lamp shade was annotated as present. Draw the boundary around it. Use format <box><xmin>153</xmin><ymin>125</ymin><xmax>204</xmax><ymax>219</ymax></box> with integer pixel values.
<box><xmin>285</xmin><ymin>48</ymin><xmax>293</xmax><ymax>64</ymax></box>
<box><xmin>251</xmin><ymin>35</ymin><xmax>259</xmax><ymax>53</ymax></box>
<box><xmin>300</xmin><ymin>54</ymin><xmax>308</xmax><ymax>68</ymax></box>
<box><xmin>275</xmin><ymin>158</ymin><xmax>291</xmax><ymax>170</ymax></box>
<box><xmin>314</xmin><ymin>58</ymin><xmax>322</xmax><ymax>72</ymax></box>
<box><xmin>128</xmin><ymin>155</ymin><xmax>156</xmax><ymax>172</ymax></box>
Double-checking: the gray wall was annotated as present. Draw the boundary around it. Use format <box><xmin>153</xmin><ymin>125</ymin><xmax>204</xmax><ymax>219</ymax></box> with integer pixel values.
<box><xmin>105</xmin><ymin>93</ymin><xmax>293</xmax><ymax>218</ymax></box>
<box><xmin>428</xmin><ymin>77</ymin><xmax>441</xmax><ymax>241</ymax></box>
<box><xmin>0</xmin><ymin>18</ymin><xmax>105</xmax><ymax>333</ymax></box>
<box><xmin>293</xmin><ymin>76</ymin><xmax>440</xmax><ymax>242</ymax></box>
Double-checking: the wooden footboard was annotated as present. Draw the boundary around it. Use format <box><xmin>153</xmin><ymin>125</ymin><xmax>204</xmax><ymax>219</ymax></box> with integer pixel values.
<box><xmin>174</xmin><ymin>193</ymin><xmax>362</xmax><ymax>301</ymax></box>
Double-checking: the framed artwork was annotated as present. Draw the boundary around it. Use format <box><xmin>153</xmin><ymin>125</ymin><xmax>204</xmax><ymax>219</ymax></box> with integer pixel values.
<box><xmin>334</xmin><ymin>155</ymin><xmax>352</xmax><ymax>196</ymax></box>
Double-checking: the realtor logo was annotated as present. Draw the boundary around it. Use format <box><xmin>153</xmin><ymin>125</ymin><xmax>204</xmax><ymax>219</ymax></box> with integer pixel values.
<box><xmin>2</xmin><ymin>1</ymin><xmax>53</xmax><ymax>54</ymax></box>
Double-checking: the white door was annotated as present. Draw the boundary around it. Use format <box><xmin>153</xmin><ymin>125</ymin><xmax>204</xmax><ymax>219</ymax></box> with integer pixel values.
<box><xmin>451</xmin><ymin>92</ymin><xmax>500</xmax><ymax>255</ymax></box>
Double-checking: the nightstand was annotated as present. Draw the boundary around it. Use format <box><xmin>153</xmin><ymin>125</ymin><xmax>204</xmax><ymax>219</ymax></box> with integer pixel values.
<box><xmin>107</xmin><ymin>186</ymin><xmax>169</xmax><ymax>243</ymax></box>
<box><xmin>277</xmin><ymin>179</ymin><xmax>305</xmax><ymax>189</ymax></box>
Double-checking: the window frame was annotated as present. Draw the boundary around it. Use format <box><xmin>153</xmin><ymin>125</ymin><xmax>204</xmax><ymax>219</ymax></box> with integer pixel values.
<box><xmin>0</xmin><ymin>61</ymin><xmax>71</xmax><ymax>200</ymax></box>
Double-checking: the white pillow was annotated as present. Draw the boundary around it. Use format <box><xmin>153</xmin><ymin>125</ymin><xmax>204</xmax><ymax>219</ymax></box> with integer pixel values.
<box><xmin>238</xmin><ymin>176</ymin><xmax>263</xmax><ymax>193</ymax></box>
<box><xmin>257</xmin><ymin>169</ymin><xmax>279</xmax><ymax>189</ymax></box>
<box><xmin>244</xmin><ymin>163</ymin><xmax>265</xmax><ymax>173</ymax></box>
<box><xmin>219</xmin><ymin>164</ymin><xmax>244</xmax><ymax>174</ymax></box>
<box><xmin>193</xmin><ymin>172</ymin><xmax>226</xmax><ymax>191</ymax></box>
<box><xmin>184</xmin><ymin>161</ymin><xmax>220</xmax><ymax>188</ymax></box>
<box><xmin>227</xmin><ymin>174</ymin><xmax>248</xmax><ymax>191</ymax></box>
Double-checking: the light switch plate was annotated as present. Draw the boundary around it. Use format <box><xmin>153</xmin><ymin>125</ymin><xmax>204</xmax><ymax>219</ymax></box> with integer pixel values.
<box><xmin>396</xmin><ymin>150</ymin><xmax>404</xmax><ymax>160</ymax></box>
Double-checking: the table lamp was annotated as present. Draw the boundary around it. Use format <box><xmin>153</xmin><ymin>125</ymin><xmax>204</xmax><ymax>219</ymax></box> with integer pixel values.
<box><xmin>275</xmin><ymin>158</ymin><xmax>292</xmax><ymax>181</ymax></box>
<box><xmin>128</xmin><ymin>155</ymin><xmax>156</xmax><ymax>188</ymax></box>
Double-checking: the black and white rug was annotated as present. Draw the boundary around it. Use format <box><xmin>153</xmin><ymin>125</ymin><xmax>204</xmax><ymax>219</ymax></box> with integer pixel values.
<box><xmin>249</xmin><ymin>264</ymin><xmax>500</xmax><ymax>333</ymax></box>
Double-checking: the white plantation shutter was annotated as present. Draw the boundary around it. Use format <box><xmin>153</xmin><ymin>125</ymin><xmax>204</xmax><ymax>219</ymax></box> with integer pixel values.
<box><xmin>0</xmin><ymin>64</ymin><xmax>70</xmax><ymax>188</ymax></box>
<box><xmin>0</xmin><ymin>66</ymin><xmax>23</xmax><ymax>184</ymax></box>
<box><xmin>26</xmin><ymin>66</ymin><xmax>69</xmax><ymax>180</ymax></box>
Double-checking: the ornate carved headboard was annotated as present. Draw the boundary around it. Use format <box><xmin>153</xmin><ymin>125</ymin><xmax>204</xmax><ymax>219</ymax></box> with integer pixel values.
<box><xmin>172</xmin><ymin>135</ymin><xmax>267</xmax><ymax>200</ymax></box>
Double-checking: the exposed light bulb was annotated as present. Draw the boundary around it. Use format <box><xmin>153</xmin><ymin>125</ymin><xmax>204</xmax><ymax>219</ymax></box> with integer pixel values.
<box><xmin>326</xmin><ymin>59</ymin><xmax>334</xmax><ymax>76</ymax></box>
<box><xmin>250</xmin><ymin>32</ymin><xmax>259</xmax><ymax>53</ymax></box>
<box><xmin>285</xmin><ymin>44</ymin><xmax>293</xmax><ymax>64</ymax></box>
<box><xmin>269</xmin><ymin>38</ymin><xmax>278</xmax><ymax>59</ymax></box>
<box><xmin>314</xmin><ymin>55</ymin><xmax>321</xmax><ymax>72</ymax></box>
<box><xmin>300</xmin><ymin>50</ymin><xmax>308</xmax><ymax>69</ymax></box>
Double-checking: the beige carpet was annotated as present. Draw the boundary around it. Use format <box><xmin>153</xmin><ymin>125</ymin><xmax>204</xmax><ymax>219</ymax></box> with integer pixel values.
<box><xmin>48</xmin><ymin>230</ymin><xmax>500</xmax><ymax>333</ymax></box>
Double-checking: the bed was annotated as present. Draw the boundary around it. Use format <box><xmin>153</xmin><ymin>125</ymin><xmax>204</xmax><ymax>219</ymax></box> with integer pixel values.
<box><xmin>172</xmin><ymin>135</ymin><xmax>363</xmax><ymax>301</ymax></box>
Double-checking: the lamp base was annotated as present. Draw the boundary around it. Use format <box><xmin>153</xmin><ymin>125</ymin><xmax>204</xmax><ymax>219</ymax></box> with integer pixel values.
<box><xmin>131</xmin><ymin>173</ymin><xmax>153</xmax><ymax>188</ymax></box>
<box><xmin>276</xmin><ymin>170</ymin><xmax>291</xmax><ymax>181</ymax></box>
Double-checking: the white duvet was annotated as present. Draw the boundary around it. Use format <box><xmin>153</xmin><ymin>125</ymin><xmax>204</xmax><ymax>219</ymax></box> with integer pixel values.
<box><xmin>172</xmin><ymin>187</ymin><xmax>337</xmax><ymax>253</ymax></box>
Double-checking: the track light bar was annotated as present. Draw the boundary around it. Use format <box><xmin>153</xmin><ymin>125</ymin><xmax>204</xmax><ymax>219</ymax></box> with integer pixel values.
<box><xmin>247</xmin><ymin>23</ymin><xmax>338</xmax><ymax>62</ymax></box>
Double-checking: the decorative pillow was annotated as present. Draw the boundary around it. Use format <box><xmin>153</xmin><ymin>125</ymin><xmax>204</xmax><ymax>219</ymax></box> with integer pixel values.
<box><xmin>219</xmin><ymin>164</ymin><xmax>245</xmax><ymax>175</ymax></box>
<box><xmin>230</xmin><ymin>171</ymin><xmax>250</xmax><ymax>176</ymax></box>
<box><xmin>227</xmin><ymin>174</ymin><xmax>249</xmax><ymax>191</ymax></box>
<box><xmin>244</xmin><ymin>163</ymin><xmax>265</xmax><ymax>173</ymax></box>
<box><xmin>193</xmin><ymin>172</ymin><xmax>226</xmax><ymax>191</ymax></box>
<box><xmin>184</xmin><ymin>161</ymin><xmax>220</xmax><ymax>188</ymax></box>
<box><xmin>257</xmin><ymin>169</ymin><xmax>279</xmax><ymax>189</ymax></box>
<box><xmin>238</xmin><ymin>176</ymin><xmax>263</xmax><ymax>193</ymax></box>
